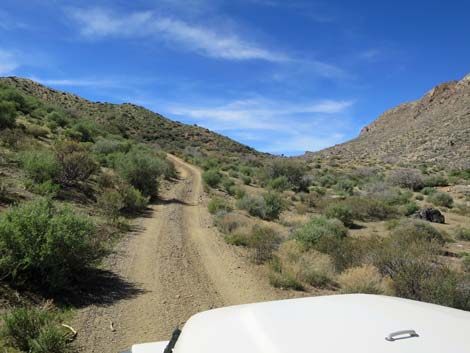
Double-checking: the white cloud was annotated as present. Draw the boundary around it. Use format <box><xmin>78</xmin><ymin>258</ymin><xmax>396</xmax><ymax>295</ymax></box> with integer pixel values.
<box><xmin>0</xmin><ymin>50</ymin><xmax>19</xmax><ymax>75</ymax></box>
<box><xmin>67</xmin><ymin>7</ymin><xmax>288</xmax><ymax>62</ymax></box>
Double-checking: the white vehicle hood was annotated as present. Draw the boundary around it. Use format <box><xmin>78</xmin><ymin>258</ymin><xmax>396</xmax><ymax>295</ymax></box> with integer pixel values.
<box><xmin>169</xmin><ymin>294</ymin><xmax>470</xmax><ymax>353</ymax></box>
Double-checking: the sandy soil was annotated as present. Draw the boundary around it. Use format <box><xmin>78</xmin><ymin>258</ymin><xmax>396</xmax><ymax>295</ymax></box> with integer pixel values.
<box><xmin>73</xmin><ymin>155</ymin><xmax>289</xmax><ymax>353</ymax></box>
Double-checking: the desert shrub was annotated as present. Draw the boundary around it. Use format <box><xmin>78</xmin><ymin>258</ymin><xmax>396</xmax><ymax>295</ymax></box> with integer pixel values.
<box><xmin>208</xmin><ymin>197</ymin><xmax>232</xmax><ymax>215</ymax></box>
<box><xmin>455</xmin><ymin>227</ymin><xmax>470</xmax><ymax>241</ymax></box>
<box><xmin>46</xmin><ymin>111</ymin><xmax>69</xmax><ymax>128</ymax></box>
<box><xmin>27</xmin><ymin>180</ymin><xmax>60</xmax><ymax>197</ymax></box>
<box><xmin>222</xmin><ymin>178</ymin><xmax>235</xmax><ymax>195</ymax></box>
<box><xmin>428</xmin><ymin>192</ymin><xmax>453</xmax><ymax>208</ymax></box>
<box><xmin>262</xmin><ymin>192</ymin><xmax>285</xmax><ymax>220</ymax></box>
<box><xmin>0</xmin><ymin>101</ymin><xmax>17</xmax><ymax>129</ymax></box>
<box><xmin>269</xmin><ymin>271</ymin><xmax>304</xmax><ymax>290</ymax></box>
<box><xmin>19</xmin><ymin>150</ymin><xmax>60</xmax><ymax>183</ymax></box>
<box><xmin>272</xmin><ymin>240</ymin><xmax>335</xmax><ymax>288</ymax></box>
<box><xmin>392</xmin><ymin>219</ymin><xmax>445</xmax><ymax>244</ymax></box>
<box><xmin>423</xmin><ymin>174</ymin><xmax>449</xmax><ymax>187</ymax></box>
<box><xmin>237</xmin><ymin>195</ymin><xmax>265</xmax><ymax>218</ymax></box>
<box><xmin>115</xmin><ymin>149</ymin><xmax>163</xmax><ymax>197</ymax></box>
<box><xmin>26</xmin><ymin>125</ymin><xmax>49</xmax><ymax>138</ymax></box>
<box><xmin>92</xmin><ymin>137</ymin><xmax>131</xmax><ymax>156</ymax></box>
<box><xmin>213</xmin><ymin>213</ymin><xmax>246</xmax><ymax>234</ymax></box>
<box><xmin>294</xmin><ymin>216</ymin><xmax>347</xmax><ymax>249</ymax></box>
<box><xmin>387</xmin><ymin>168</ymin><xmax>424</xmax><ymax>190</ymax></box>
<box><xmin>249</xmin><ymin>226</ymin><xmax>281</xmax><ymax>264</ymax></box>
<box><xmin>202</xmin><ymin>169</ymin><xmax>221</xmax><ymax>188</ymax></box>
<box><xmin>97</xmin><ymin>189</ymin><xmax>125</xmax><ymax>221</ymax></box>
<box><xmin>318</xmin><ymin>173</ymin><xmax>336</xmax><ymax>188</ymax></box>
<box><xmin>324</xmin><ymin>203</ymin><xmax>355</xmax><ymax>227</ymax></box>
<box><xmin>421</xmin><ymin>187</ymin><xmax>437</xmax><ymax>195</ymax></box>
<box><xmin>241</xmin><ymin>175</ymin><xmax>252</xmax><ymax>185</ymax></box>
<box><xmin>224</xmin><ymin>233</ymin><xmax>250</xmax><ymax>247</ymax></box>
<box><xmin>233</xmin><ymin>186</ymin><xmax>246</xmax><ymax>199</ymax></box>
<box><xmin>0</xmin><ymin>198</ymin><xmax>102</xmax><ymax>291</ymax></box>
<box><xmin>338</xmin><ymin>265</ymin><xmax>391</xmax><ymax>295</ymax></box>
<box><xmin>343</xmin><ymin>197</ymin><xmax>397</xmax><ymax>220</ymax></box>
<box><xmin>415</xmin><ymin>194</ymin><xmax>424</xmax><ymax>201</ymax></box>
<box><xmin>399</xmin><ymin>202</ymin><xmax>420</xmax><ymax>216</ymax></box>
<box><xmin>463</xmin><ymin>256</ymin><xmax>470</xmax><ymax>272</ymax></box>
<box><xmin>55</xmin><ymin>141</ymin><xmax>98</xmax><ymax>186</ymax></box>
<box><xmin>264</xmin><ymin>159</ymin><xmax>306</xmax><ymax>191</ymax></box>
<box><xmin>268</xmin><ymin>176</ymin><xmax>290</xmax><ymax>191</ymax></box>
<box><xmin>119</xmin><ymin>184</ymin><xmax>149</xmax><ymax>212</ymax></box>
<box><xmin>333</xmin><ymin>178</ymin><xmax>355</xmax><ymax>195</ymax></box>
<box><xmin>162</xmin><ymin>159</ymin><xmax>176</xmax><ymax>179</ymax></box>
<box><xmin>70</xmin><ymin>121</ymin><xmax>100</xmax><ymax>143</ymax></box>
<box><xmin>1</xmin><ymin>307</ymin><xmax>71</xmax><ymax>353</ymax></box>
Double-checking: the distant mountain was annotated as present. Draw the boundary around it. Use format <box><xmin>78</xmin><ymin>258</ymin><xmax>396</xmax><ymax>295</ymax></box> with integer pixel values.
<box><xmin>0</xmin><ymin>77</ymin><xmax>261</xmax><ymax>159</ymax></box>
<box><xmin>305</xmin><ymin>74</ymin><xmax>470</xmax><ymax>169</ymax></box>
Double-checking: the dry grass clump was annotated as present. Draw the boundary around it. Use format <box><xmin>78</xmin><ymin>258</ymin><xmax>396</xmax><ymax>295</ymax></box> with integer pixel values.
<box><xmin>337</xmin><ymin>264</ymin><xmax>393</xmax><ymax>295</ymax></box>
<box><xmin>270</xmin><ymin>240</ymin><xmax>335</xmax><ymax>289</ymax></box>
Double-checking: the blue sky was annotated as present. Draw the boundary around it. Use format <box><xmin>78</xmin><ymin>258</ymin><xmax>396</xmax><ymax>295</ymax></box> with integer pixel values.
<box><xmin>1</xmin><ymin>0</ymin><xmax>469</xmax><ymax>155</ymax></box>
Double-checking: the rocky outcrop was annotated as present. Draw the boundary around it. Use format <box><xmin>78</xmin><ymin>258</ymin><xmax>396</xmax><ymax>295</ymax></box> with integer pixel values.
<box><xmin>412</xmin><ymin>208</ymin><xmax>445</xmax><ymax>224</ymax></box>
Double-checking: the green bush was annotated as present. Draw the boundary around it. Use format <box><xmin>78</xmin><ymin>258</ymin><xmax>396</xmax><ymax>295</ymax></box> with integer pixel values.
<box><xmin>262</xmin><ymin>192</ymin><xmax>285</xmax><ymax>220</ymax></box>
<box><xmin>237</xmin><ymin>195</ymin><xmax>266</xmax><ymax>219</ymax></box>
<box><xmin>339</xmin><ymin>197</ymin><xmax>396</xmax><ymax>221</ymax></box>
<box><xmin>241</xmin><ymin>175</ymin><xmax>252</xmax><ymax>185</ymax></box>
<box><xmin>264</xmin><ymin>159</ymin><xmax>306</xmax><ymax>191</ymax></box>
<box><xmin>268</xmin><ymin>176</ymin><xmax>289</xmax><ymax>191</ymax></box>
<box><xmin>455</xmin><ymin>227</ymin><xmax>470</xmax><ymax>241</ymax></box>
<box><xmin>92</xmin><ymin>138</ymin><xmax>131</xmax><ymax>156</ymax></box>
<box><xmin>392</xmin><ymin>219</ymin><xmax>445</xmax><ymax>244</ymax></box>
<box><xmin>0</xmin><ymin>198</ymin><xmax>102</xmax><ymax>291</ymax></box>
<box><xmin>423</xmin><ymin>175</ymin><xmax>449</xmax><ymax>187</ymax></box>
<box><xmin>333</xmin><ymin>178</ymin><xmax>355</xmax><ymax>195</ymax></box>
<box><xmin>28</xmin><ymin>180</ymin><xmax>61</xmax><ymax>197</ymax></box>
<box><xmin>115</xmin><ymin>148</ymin><xmax>163</xmax><ymax>197</ymax></box>
<box><xmin>248</xmin><ymin>226</ymin><xmax>280</xmax><ymax>264</ymax></box>
<box><xmin>0</xmin><ymin>101</ymin><xmax>17</xmax><ymax>129</ymax></box>
<box><xmin>399</xmin><ymin>202</ymin><xmax>420</xmax><ymax>216</ymax></box>
<box><xmin>55</xmin><ymin>141</ymin><xmax>98</xmax><ymax>186</ymax></box>
<box><xmin>208</xmin><ymin>197</ymin><xmax>232</xmax><ymax>215</ymax></box>
<box><xmin>1</xmin><ymin>308</ymin><xmax>71</xmax><ymax>353</ymax></box>
<box><xmin>269</xmin><ymin>272</ymin><xmax>304</xmax><ymax>290</ymax></box>
<box><xmin>428</xmin><ymin>192</ymin><xmax>453</xmax><ymax>208</ymax></box>
<box><xmin>222</xmin><ymin>178</ymin><xmax>235</xmax><ymax>195</ymax></box>
<box><xmin>415</xmin><ymin>194</ymin><xmax>424</xmax><ymax>201</ymax></box>
<box><xmin>97</xmin><ymin>189</ymin><xmax>125</xmax><ymax>221</ymax></box>
<box><xmin>119</xmin><ymin>184</ymin><xmax>149</xmax><ymax>212</ymax></box>
<box><xmin>294</xmin><ymin>216</ymin><xmax>347</xmax><ymax>249</ymax></box>
<box><xmin>46</xmin><ymin>111</ymin><xmax>69</xmax><ymax>128</ymax></box>
<box><xmin>324</xmin><ymin>203</ymin><xmax>355</xmax><ymax>227</ymax></box>
<box><xmin>421</xmin><ymin>187</ymin><xmax>437</xmax><ymax>195</ymax></box>
<box><xmin>224</xmin><ymin>233</ymin><xmax>250</xmax><ymax>247</ymax></box>
<box><xmin>19</xmin><ymin>150</ymin><xmax>60</xmax><ymax>183</ymax></box>
<box><xmin>202</xmin><ymin>169</ymin><xmax>222</xmax><ymax>188</ymax></box>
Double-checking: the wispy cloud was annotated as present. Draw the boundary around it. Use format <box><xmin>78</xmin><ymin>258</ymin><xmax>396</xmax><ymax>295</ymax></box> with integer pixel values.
<box><xmin>29</xmin><ymin>77</ymin><xmax>125</xmax><ymax>88</ymax></box>
<box><xmin>0</xmin><ymin>50</ymin><xmax>19</xmax><ymax>75</ymax></box>
<box><xmin>160</xmin><ymin>96</ymin><xmax>354</xmax><ymax>154</ymax></box>
<box><xmin>66</xmin><ymin>7</ymin><xmax>288</xmax><ymax>62</ymax></box>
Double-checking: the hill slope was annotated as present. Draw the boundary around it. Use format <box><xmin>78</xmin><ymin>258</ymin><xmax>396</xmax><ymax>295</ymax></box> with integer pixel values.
<box><xmin>0</xmin><ymin>77</ymin><xmax>260</xmax><ymax>158</ymax></box>
<box><xmin>306</xmin><ymin>73</ymin><xmax>470</xmax><ymax>169</ymax></box>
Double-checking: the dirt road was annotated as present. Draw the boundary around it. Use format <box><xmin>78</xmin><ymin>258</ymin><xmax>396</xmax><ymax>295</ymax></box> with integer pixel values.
<box><xmin>74</xmin><ymin>156</ymin><xmax>286</xmax><ymax>353</ymax></box>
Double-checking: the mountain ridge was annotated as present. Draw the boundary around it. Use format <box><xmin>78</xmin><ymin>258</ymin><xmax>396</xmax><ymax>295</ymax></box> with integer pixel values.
<box><xmin>305</xmin><ymin>73</ymin><xmax>470</xmax><ymax>169</ymax></box>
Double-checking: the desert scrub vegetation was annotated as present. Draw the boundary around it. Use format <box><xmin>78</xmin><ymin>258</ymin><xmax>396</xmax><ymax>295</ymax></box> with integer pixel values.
<box><xmin>454</xmin><ymin>227</ymin><xmax>470</xmax><ymax>241</ymax></box>
<box><xmin>293</xmin><ymin>216</ymin><xmax>347</xmax><ymax>249</ymax></box>
<box><xmin>270</xmin><ymin>240</ymin><xmax>335</xmax><ymax>289</ymax></box>
<box><xmin>337</xmin><ymin>265</ymin><xmax>392</xmax><ymax>295</ymax></box>
<box><xmin>207</xmin><ymin>196</ymin><xmax>232</xmax><ymax>215</ymax></box>
<box><xmin>202</xmin><ymin>169</ymin><xmax>222</xmax><ymax>188</ymax></box>
<box><xmin>0</xmin><ymin>198</ymin><xmax>104</xmax><ymax>292</ymax></box>
<box><xmin>0</xmin><ymin>307</ymin><xmax>74</xmax><ymax>353</ymax></box>
<box><xmin>427</xmin><ymin>192</ymin><xmax>453</xmax><ymax>208</ymax></box>
<box><xmin>236</xmin><ymin>192</ymin><xmax>285</xmax><ymax>221</ymax></box>
<box><xmin>387</xmin><ymin>168</ymin><xmax>424</xmax><ymax>190</ymax></box>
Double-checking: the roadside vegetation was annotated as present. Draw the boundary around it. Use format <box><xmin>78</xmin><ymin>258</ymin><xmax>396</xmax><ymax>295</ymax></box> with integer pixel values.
<box><xmin>0</xmin><ymin>83</ymin><xmax>175</xmax><ymax>352</ymax></box>
<box><xmin>198</xmin><ymin>152</ymin><xmax>470</xmax><ymax>311</ymax></box>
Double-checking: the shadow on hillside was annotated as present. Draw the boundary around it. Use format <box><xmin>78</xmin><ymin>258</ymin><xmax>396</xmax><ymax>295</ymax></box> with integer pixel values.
<box><xmin>57</xmin><ymin>268</ymin><xmax>146</xmax><ymax>308</ymax></box>
<box><xmin>156</xmin><ymin>198</ymin><xmax>192</xmax><ymax>206</ymax></box>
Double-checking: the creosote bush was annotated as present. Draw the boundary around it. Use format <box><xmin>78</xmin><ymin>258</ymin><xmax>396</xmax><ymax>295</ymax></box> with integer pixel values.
<box><xmin>55</xmin><ymin>141</ymin><xmax>98</xmax><ymax>186</ymax></box>
<box><xmin>236</xmin><ymin>193</ymin><xmax>285</xmax><ymax>220</ymax></box>
<box><xmin>249</xmin><ymin>226</ymin><xmax>280</xmax><ymax>264</ymax></box>
<box><xmin>324</xmin><ymin>203</ymin><xmax>355</xmax><ymax>227</ymax></box>
<box><xmin>0</xmin><ymin>198</ymin><xmax>103</xmax><ymax>291</ymax></box>
<box><xmin>19</xmin><ymin>150</ymin><xmax>60</xmax><ymax>183</ymax></box>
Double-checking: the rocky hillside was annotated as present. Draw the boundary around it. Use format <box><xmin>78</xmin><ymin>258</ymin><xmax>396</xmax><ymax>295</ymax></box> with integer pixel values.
<box><xmin>0</xmin><ymin>77</ymin><xmax>260</xmax><ymax>158</ymax></box>
<box><xmin>306</xmin><ymin>73</ymin><xmax>470</xmax><ymax>169</ymax></box>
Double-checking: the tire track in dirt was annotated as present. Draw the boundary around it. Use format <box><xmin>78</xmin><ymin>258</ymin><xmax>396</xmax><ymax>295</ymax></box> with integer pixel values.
<box><xmin>74</xmin><ymin>156</ymin><xmax>286</xmax><ymax>353</ymax></box>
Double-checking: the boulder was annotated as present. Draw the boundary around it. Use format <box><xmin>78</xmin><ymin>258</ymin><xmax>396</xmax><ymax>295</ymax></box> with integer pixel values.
<box><xmin>412</xmin><ymin>208</ymin><xmax>445</xmax><ymax>224</ymax></box>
